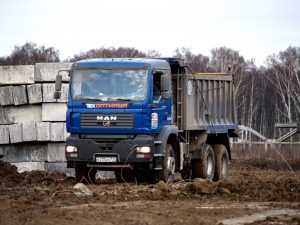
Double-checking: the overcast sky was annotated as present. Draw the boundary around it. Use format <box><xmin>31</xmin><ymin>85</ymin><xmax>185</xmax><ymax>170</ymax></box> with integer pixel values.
<box><xmin>0</xmin><ymin>0</ymin><xmax>299</xmax><ymax>65</ymax></box>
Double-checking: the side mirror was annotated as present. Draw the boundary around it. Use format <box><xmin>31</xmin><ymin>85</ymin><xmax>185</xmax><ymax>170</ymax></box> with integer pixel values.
<box><xmin>53</xmin><ymin>70</ymin><xmax>70</xmax><ymax>100</ymax></box>
<box><xmin>55</xmin><ymin>74</ymin><xmax>62</xmax><ymax>91</ymax></box>
<box><xmin>160</xmin><ymin>74</ymin><xmax>170</xmax><ymax>92</ymax></box>
<box><xmin>53</xmin><ymin>91</ymin><xmax>61</xmax><ymax>99</ymax></box>
<box><xmin>54</xmin><ymin>73</ymin><xmax>63</xmax><ymax>100</ymax></box>
<box><xmin>161</xmin><ymin>74</ymin><xmax>170</xmax><ymax>99</ymax></box>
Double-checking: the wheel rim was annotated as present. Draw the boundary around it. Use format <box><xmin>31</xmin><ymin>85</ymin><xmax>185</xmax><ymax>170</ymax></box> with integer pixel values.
<box><xmin>167</xmin><ymin>154</ymin><xmax>175</xmax><ymax>182</ymax></box>
<box><xmin>206</xmin><ymin>153</ymin><xmax>214</xmax><ymax>176</ymax></box>
<box><xmin>221</xmin><ymin>154</ymin><xmax>228</xmax><ymax>177</ymax></box>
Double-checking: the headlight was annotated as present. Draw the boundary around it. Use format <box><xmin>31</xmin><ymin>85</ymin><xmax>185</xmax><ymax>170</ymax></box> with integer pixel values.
<box><xmin>136</xmin><ymin>146</ymin><xmax>151</xmax><ymax>153</ymax></box>
<box><xmin>66</xmin><ymin>146</ymin><xmax>77</xmax><ymax>153</ymax></box>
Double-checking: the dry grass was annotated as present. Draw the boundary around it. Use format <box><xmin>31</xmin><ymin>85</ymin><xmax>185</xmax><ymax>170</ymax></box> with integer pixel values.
<box><xmin>231</xmin><ymin>142</ymin><xmax>300</xmax><ymax>171</ymax></box>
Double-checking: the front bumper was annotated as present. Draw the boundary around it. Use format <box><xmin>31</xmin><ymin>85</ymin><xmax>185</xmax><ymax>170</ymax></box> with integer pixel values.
<box><xmin>66</xmin><ymin>134</ymin><xmax>157</xmax><ymax>168</ymax></box>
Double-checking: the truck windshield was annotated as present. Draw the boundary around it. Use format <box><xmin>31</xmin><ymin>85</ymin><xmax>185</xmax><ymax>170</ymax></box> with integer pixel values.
<box><xmin>71</xmin><ymin>69</ymin><xmax>148</xmax><ymax>101</ymax></box>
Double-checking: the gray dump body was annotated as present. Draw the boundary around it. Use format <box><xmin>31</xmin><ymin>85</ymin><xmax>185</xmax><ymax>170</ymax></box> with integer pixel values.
<box><xmin>168</xmin><ymin>59</ymin><xmax>239</xmax><ymax>138</ymax></box>
<box><xmin>184</xmin><ymin>73</ymin><xmax>238</xmax><ymax>135</ymax></box>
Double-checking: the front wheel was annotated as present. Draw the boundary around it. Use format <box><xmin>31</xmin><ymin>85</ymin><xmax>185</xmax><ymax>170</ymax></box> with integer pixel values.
<box><xmin>192</xmin><ymin>144</ymin><xmax>215</xmax><ymax>181</ymax></box>
<box><xmin>155</xmin><ymin>144</ymin><xmax>176</xmax><ymax>183</ymax></box>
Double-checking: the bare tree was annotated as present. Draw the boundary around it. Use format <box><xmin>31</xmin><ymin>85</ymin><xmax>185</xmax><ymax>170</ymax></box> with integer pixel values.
<box><xmin>69</xmin><ymin>47</ymin><xmax>147</xmax><ymax>62</ymax></box>
<box><xmin>0</xmin><ymin>42</ymin><xmax>60</xmax><ymax>65</ymax></box>
<box><xmin>172</xmin><ymin>47</ymin><xmax>211</xmax><ymax>72</ymax></box>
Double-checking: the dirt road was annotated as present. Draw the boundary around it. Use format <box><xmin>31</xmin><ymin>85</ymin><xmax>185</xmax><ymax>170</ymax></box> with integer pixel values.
<box><xmin>1</xmin><ymin>161</ymin><xmax>300</xmax><ymax>225</ymax></box>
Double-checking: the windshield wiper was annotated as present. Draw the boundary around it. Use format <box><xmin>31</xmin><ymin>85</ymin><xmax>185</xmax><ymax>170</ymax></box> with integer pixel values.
<box><xmin>77</xmin><ymin>97</ymin><xmax>103</xmax><ymax>101</ymax></box>
<box><xmin>113</xmin><ymin>98</ymin><xmax>134</xmax><ymax>101</ymax></box>
<box><xmin>104</xmin><ymin>97</ymin><xmax>133</xmax><ymax>101</ymax></box>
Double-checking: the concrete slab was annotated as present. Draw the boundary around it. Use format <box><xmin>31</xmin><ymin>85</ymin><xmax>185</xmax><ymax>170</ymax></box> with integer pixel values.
<box><xmin>1</xmin><ymin>105</ymin><xmax>42</xmax><ymax>124</ymax></box>
<box><xmin>50</xmin><ymin>122</ymin><xmax>65</xmax><ymax>141</ymax></box>
<box><xmin>9</xmin><ymin>124</ymin><xmax>23</xmax><ymax>143</ymax></box>
<box><xmin>0</xmin><ymin>107</ymin><xmax>10</xmax><ymax>125</ymax></box>
<box><xmin>0</xmin><ymin>125</ymin><xmax>9</xmax><ymax>144</ymax></box>
<box><xmin>35</xmin><ymin>63</ymin><xmax>72</xmax><ymax>82</ymax></box>
<box><xmin>42</xmin><ymin>103</ymin><xmax>67</xmax><ymax>122</ymax></box>
<box><xmin>0</xmin><ymin>65</ymin><xmax>34</xmax><ymax>85</ymax></box>
<box><xmin>47</xmin><ymin>143</ymin><xmax>66</xmax><ymax>162</ymax></box>
<box><xmin>36</xmin><ymin>122</ymin><xmax>50</xmax><ymax>141</ymax></box>
<box><xmin>13</xmin><ymin>85</ymin><xmax>28</xmax><ymax>105</ymax></box>
<box><xmin>11</xmin><ymin>162</ymin><xmax>45</xmax><ymax>173</ymax></box>
<box><xmin>27</xmin><ymin>84</ymin><xmax>42</xmax><ymax>104</ymax></box>
<box><xmin>96</xmin><ymin>171</ymin><xmax>116</xmax><ymax>180</ymax></box>
<box><xmin>0</xmin><ymin>143</ymin><xmax>48</xmax><ymax>163</ymax></box>
<box><xmin>42</xmin><ymin>83</ymin><xmax>68</xmax><ymax>102</ymax></box>
<box><xmin>63</xmin><ymin>123</ymin><xmax>69</xmax><ymax>141</ymax></box>
<box><xmin>0</xmin><ymin>86</ymin><xmax>14</xmax><ymax>106</ymax></box>
<box><xmin>31</xmin><ymin>145</ymin><xmax>48</xmax><ymax>161</ymax></box>
<box><xmin>44</xmin><ymin>162</ymin><xmax>75</xmax><ymax>177</ymax></box>
<box><xmin>22</xmin><ymin>122</ymin><xmax>37</xmax><ymax>142</ymax></box>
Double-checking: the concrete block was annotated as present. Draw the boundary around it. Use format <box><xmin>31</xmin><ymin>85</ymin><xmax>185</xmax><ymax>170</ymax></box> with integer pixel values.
<box><xmin>1</xmin><ymin>105</ymin><xmax>42</xmax><ymax>124</ymax></box>
<box><xmin>31</xmin><ymin>145</ymin><xmax>48</xmax><ymax>161</ymax></box>
<box><xmin>96</xmin><ymin>171</ymin><xmax>115</xmax><ymax>180</ymax></box>
<box><xmin>0</xmin><ymin>143</ymin><xmax>48</xmax><ymax>163</ymax></box>
<box><xmin>27</xmin><ymin>84</ymin><xmax>42</xmax><ymax>104</ymax></box>
<box><xmin>36</xmin><ymin>122</ymin><xmax>50</xmax><ymax>141</ymax></box>
<box><xmin>47</xmin><ymin>143</ymin><xmax>66</xmax><ymax>162</ymax></box>
<box><xmin>9</xmin><ymin>124</ymin><xmax>23</xmax><ymax>143</ymax></box>
<box><xmin>64</xmin><ymin>125</ymin><xmax>68</xmax><ymax>141</ymax></box>
<box><xmin>50</xmin><ymin>123</ymin><xmax>65</xmax><ymax>141</ymax></box>
<box><xmin>22</xmin><ymin>122</ymin><xmax>37</xmax><ymax>142</ymax></box>
<box><xmin>63</xmin><ymin>123</ymin><xmax>69</xmax><ymax>141</ymax></box>
<box><xmin>42</xmin><ymin>103</ymin><xmax>67</xmax><ymax>122</ymax></box>
<box><xmin>45</xmin><ymin>162</ymin><xmax>75</xmax><ymax>177</ymax></box>
<box><xmin>0</xmin><ymin>125</ymin><xmax>9</xmax><ymax>144</ymax></box>
<box><xmin>0</xmin><ymin>107</ymin><xmax>10</xmax><ymax>125</ymax></box>
<box><xmin>42</xmin><ymin>83</ymin><xmax>68</xmax><ymax>102</ymax></box>
<box><xmin>35</xmin><ymin>63</ymin><xmax>72</xmax><ymax>82</ymax></box>
<box><xmin>0</xmin><ymin>65</ymin><xmax>34</xmax><ymax>85</ymax></box>
<box><xmin>12</xmin><ymin>162</ymin><xmax>45</xmax><ymax>173</ymax></box>
<box><xmin>13</xmin><ymin>85</ymin><xmax>28</xmax><ymax>105</ymax></box>
<box><xmin>0</xmin><ymin>86</ymin><xmax>14</xmax><ymax>106</ymax></box>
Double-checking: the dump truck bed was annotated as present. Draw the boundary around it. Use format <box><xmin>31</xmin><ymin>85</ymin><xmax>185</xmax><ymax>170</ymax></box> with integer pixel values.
<box><xmin>183</xmin><ymin>71</ymin><xmax>238</xmax><ymax>136</ymax></box>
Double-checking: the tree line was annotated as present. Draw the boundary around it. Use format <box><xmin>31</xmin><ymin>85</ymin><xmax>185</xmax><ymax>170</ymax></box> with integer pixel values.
<box><xmin>1</xmin><ymin>42</ymin><xmax>300</xmax><ymax>140</ymax></box>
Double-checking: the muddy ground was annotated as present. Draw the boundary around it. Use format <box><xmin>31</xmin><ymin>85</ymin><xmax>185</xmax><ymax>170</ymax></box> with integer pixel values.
<box><xmin>1</xmin><ymin>161</ymin><xmax>300</xmax><ymax>225</ymax></box>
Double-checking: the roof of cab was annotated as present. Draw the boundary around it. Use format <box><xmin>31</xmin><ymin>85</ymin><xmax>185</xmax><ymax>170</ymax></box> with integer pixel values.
<box><xmin>73</xmin><ymin>58</ymin><xmax>171</xmax><ymax>70</ymax></box>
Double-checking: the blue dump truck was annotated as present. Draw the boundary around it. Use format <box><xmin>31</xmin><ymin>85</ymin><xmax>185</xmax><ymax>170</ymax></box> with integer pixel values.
<box><xmin>54</xmin><ymin>58</ymin><xmax>239</xmax><ymax>183</ymax></box>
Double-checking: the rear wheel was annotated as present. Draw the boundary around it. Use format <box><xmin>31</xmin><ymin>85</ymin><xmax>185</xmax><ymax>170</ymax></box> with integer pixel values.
<box><xmin>213</xmin><ymin>144</ymin><xmax>229</xmax><ymax>181</ymax></box>
<box><xmin>75</xmin><ymin>164</ymin><xmax>96</xmax><ymax>184</ymax></box>
<box><xmin>192</xmin><ymin>144</ymin><xmax>215</xmax><ymax>181</ymax></box>
<box><xmin>155</xmin><ymin>144</ymin><xmax>176</xmax><ymax>183</ymax></box>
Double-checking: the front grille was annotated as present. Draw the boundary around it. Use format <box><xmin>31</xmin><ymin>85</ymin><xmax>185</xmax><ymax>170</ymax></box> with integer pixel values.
<box><xmin>81</xmin><ymin>113</ymin><xmax>133</xmax><ymax>129</ymax></box>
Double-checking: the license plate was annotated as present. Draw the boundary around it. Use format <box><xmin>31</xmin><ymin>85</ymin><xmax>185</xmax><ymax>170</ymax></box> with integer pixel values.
<box><xmin>95</xmin><ymin>156</ymin><xmax>117</xmax><ymax>163</ymax></box>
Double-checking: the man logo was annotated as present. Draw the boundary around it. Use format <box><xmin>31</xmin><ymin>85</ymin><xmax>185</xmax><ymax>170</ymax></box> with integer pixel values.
<box><xmin>96</xmin><ymin>115</ymin><xmax>117</xmax><ymax>121</ymax></box>
<box><xmin>103</xmin><ymin>121</ymin><xmax>111</xmax><ymax>127</ymax></box>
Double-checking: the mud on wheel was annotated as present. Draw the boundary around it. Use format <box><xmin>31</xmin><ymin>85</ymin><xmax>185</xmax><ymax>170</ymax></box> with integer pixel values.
<box><xmin>192</xmin><ymin>144</ymin><xmax>215</xmax><ymax>181</ymax></box>
<box><xmin>213</xmin><ymin>144</ymin><xmax>229</xmax><ymax>181</ymax></box>
<box><xmin>155</xmin><ymin>144</ymin><xmax>176</xmax><ymax>183</ymax></box>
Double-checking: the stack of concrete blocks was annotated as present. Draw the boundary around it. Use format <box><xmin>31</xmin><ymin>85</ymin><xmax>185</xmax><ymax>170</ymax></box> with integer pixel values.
<box><xmin>0</xmin><ymin>63</ymin><xmax>74</xmax><ymax>176</ymax></box>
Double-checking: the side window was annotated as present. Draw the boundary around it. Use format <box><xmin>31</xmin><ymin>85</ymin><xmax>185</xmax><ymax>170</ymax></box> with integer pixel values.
<box><xmin>153</xmin><ymin>73</ymin><xmax>161</xmax><ymax>101</ymax></box>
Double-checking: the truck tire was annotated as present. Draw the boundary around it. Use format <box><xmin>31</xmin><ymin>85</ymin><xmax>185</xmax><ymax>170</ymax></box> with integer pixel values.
<box><xmin>192</xmin><ymin>144</ymin><xmax>215</xmax><ymax>181</ymax></box>
<box><xmin>213</xmin><ymin>144</ymin><xmax>229</xmax><ymax>181</ymax></box>
<box><xmin>155</xmin><ymin>144</ymin><xmax>176</xmax><ymax>183</ymax></box>
<box><xmin>75</xmin><ymin>164</ymin><xmax>96</xmax><ymax>184</ymax></box>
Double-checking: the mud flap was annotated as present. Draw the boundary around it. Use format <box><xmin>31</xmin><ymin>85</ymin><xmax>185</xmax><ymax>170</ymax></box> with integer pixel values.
<box><xmin>153</xmin><ymin>154</ymin><xmax>163</xmax><ymax>170</ymax></box>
